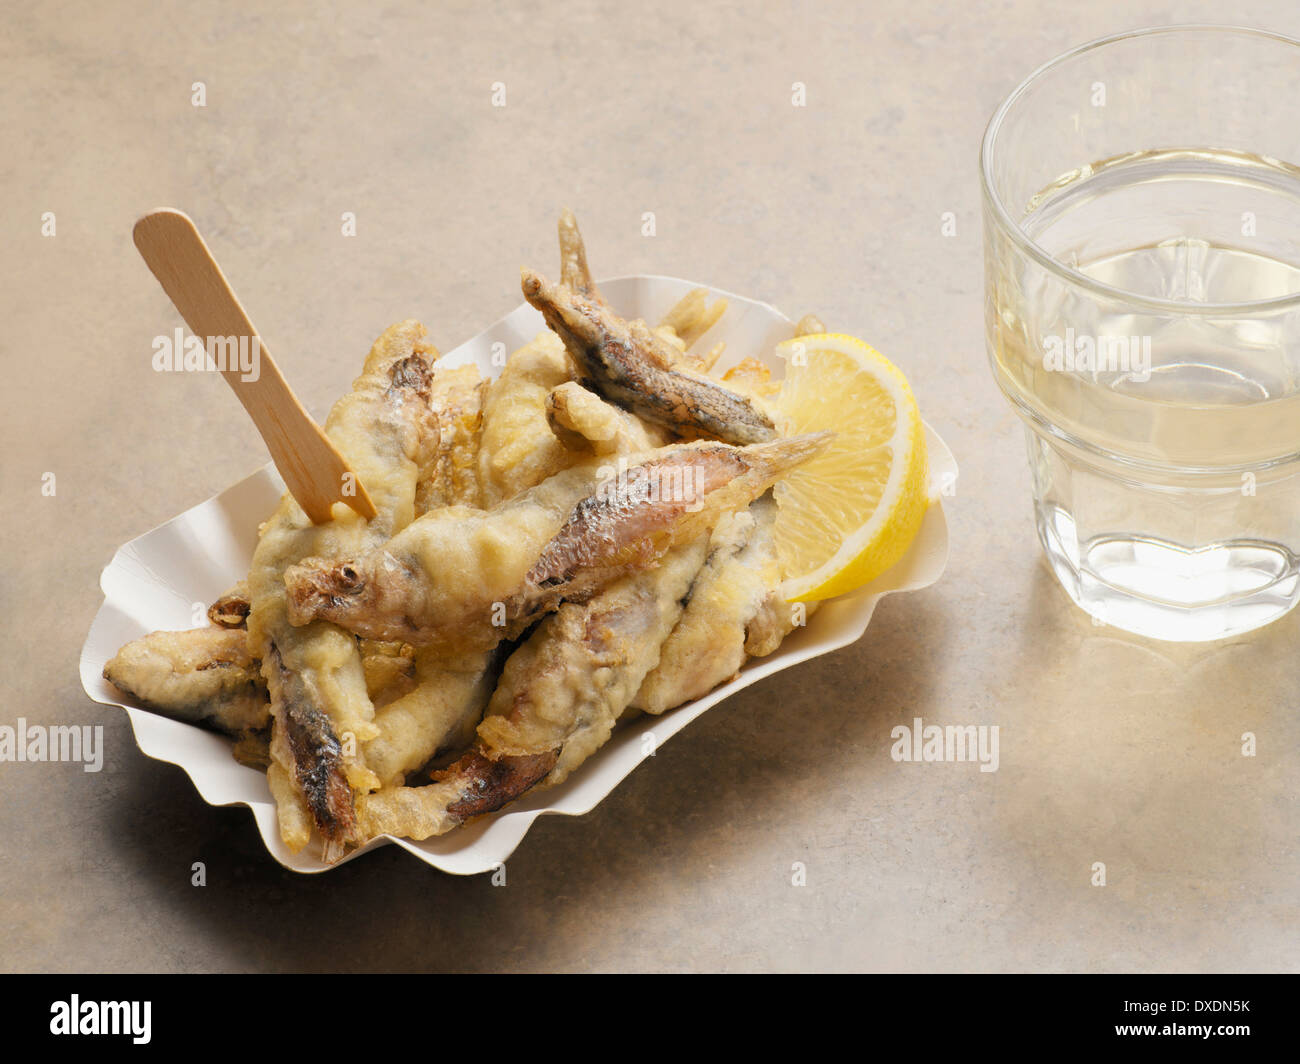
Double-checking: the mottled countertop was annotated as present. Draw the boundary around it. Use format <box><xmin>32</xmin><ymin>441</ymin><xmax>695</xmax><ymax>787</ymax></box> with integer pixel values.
<box><xmin>3</xmin><ymin>0</ymin><xmax>1297</xmax><ymax>972</ymax></box>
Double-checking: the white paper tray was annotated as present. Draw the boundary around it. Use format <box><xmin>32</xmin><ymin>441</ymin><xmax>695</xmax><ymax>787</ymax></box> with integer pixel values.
<box><xmin>80</xmin><ymin>275</ymin><xmax>956</xmax><ymax>874</ymax></box>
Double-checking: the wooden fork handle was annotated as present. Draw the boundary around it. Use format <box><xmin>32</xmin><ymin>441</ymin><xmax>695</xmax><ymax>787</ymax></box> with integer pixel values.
<box><xmin>132</xmin><ymin>209</ymin><xmax>376</xmax><ymax>524</ymax></box>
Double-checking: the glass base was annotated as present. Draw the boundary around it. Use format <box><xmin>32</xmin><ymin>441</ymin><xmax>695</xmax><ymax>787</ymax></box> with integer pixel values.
<box><xmin>1036</xmin><ymin>502</ymin><xmax>1300</xmax><ymax>641</ymax></box>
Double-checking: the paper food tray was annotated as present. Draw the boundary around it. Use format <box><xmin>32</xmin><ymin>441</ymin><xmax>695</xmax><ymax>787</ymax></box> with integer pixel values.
<box><xmin>79</xmin><ymin>275</ymin><xmax>956</xmax><ymax>874</ymax></box>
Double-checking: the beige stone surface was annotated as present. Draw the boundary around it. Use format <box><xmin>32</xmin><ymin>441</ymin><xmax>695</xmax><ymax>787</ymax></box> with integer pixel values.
<box><xmin>2</xmin><ymin>0</ymin><xmax>1298</xmax><ymax>972</ymax></box>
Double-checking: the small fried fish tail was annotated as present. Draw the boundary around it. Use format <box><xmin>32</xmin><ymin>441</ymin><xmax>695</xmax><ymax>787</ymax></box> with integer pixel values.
<box><xmin>558</xmin><ymin>207</ymin><xmax>601</xmax><ymax>300</ymax></box>
<box><xmin>743</xmin><ymin>430</ymin><xmax>834</xmax><ymax>478</ymax></box>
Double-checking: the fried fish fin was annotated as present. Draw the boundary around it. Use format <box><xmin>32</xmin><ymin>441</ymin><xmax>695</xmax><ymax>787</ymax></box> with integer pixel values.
<box><xmin>558</xmin><ymin>206</ymin><xmax>602</xmax><ymax>300</ymax></box>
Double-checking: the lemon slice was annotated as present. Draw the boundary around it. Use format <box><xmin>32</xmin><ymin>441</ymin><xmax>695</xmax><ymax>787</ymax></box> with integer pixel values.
<box><xmin>772</xmin><ymin>332</ymin><xmax>928</xmax><ymax>601</ymax></box>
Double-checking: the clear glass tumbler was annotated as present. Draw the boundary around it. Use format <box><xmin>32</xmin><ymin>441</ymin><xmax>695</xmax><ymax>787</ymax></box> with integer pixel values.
<box><xmin>982</xmin><ymin>25</ymin><xmax>1300</xmax><ymax>641</ymax></box>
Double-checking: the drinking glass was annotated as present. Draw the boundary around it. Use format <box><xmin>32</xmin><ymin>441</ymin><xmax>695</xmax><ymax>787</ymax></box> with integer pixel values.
<box><xmin>981</xmin><ymin>25</ymin><xmax>1300</xmax><ymax>641</ymax></box>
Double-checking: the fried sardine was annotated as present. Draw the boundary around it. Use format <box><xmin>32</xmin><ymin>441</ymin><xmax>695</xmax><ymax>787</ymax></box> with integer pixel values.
<box><xmin>521</xmin><ymin>210</ymin><xmax>778</xmax><ymax>445</ymax></box>
<box><xmin>282</xmin><ymin>433</ymin><xmax>830</xmax><ymax>648</ymax></box>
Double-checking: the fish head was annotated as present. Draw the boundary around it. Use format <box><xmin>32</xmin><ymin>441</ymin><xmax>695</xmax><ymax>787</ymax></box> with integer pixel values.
<box><xmin>284</xmin><ymin>554</ymin><xmax>388</xmax><ymax>628</ymax></box>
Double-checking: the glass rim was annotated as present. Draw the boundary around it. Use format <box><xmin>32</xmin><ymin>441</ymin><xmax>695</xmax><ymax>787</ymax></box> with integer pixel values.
<box><xmin>979</xmin><ymin>23</ymin><xmax>1300</xmax><ymax>317</ymax></box>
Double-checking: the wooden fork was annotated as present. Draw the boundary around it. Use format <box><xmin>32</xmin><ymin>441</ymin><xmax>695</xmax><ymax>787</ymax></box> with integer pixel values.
<box><xmin>132</xmin><ymin>208</ymin><xmax>376</xmax><ymax>524</ymax></box>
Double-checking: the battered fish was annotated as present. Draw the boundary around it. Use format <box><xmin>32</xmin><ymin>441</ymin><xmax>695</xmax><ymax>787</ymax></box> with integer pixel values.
<box><xmin>545</xmin><ymin>380</ymin><xmax>669</xmax><ymax>456</ymax></box>
<box><xmin>362</xmin><ymin>645</ymin><xmax>501</xmax><ymax>787</ymax></box>
<box><xmin>102</xmin><ymin>626</ymin><xmax>268</xmax><ymax>736</ymax></box>
<box><xmin>365</xmin><ymin>365</ymin><xmax>501</xmax><ymax>787</ymax></box>
<box><xmin>522</xmin><ymin>211</ymin><xmax>778</xmax><ymax>445</ymax></box>
<box><xmin>283</xmin><ymin>433</ymin><xmax>830</xmax><ymax>647</ymax></box>
<box><xmin>361</xmin><ymin>353</ymin><xmax>672</xmax><ymax>786</ymax></box>
<box><xmin>633</xmin><ymin>495</ymin><xmax>808</xmax><ymax>714</ymax></box>
<box><xmin>476</xmin><ymin>331</ymin><xmax>577</xmax><ymax>506</ymax></box>
<box><xmin>247</xmin><ymin>320</ymin><xmax>440</xmax><ymax>859</ymax></box>
<box><xmin>414</xmin><ymin>364</ymin><xmax>487</xmax><ymax>514</ymax></box>
<box><xmin>355</xmin><ymin>540</ymin><xmax>709</xmax><ymax>841</ymax></box>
